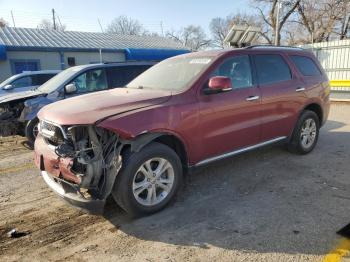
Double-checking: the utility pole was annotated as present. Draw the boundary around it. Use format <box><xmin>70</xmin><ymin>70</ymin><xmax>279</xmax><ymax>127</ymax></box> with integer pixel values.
<box><xmin>52</xmin><ymin>8</ymin><xmax>57</xmax><ymax>30</ymax></box>
<box><xmin>10</xmin><ymin>10</ymin><xmax>16</xmax><ymax>27</ymax></box>
<box><xmin>160</xmin><ymin>21</ymin><xmax>164</xmax><ymax>36</ymax></box>
<box><xmin>275</xmin><ymin>0</ymin><xmax>281</xmax><ymax>46</ymax></box>
<box><xmin>98</xmin><ymin>19</ymin><xmax>104</xmax><ymax>33</ymax></box>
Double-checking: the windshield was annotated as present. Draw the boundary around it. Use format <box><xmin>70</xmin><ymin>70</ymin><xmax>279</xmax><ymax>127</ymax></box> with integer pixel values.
<box><xmin>37</xmin><ymin>66</ymin><xmax>83</xmax><ymax>93</ymax></box>
<box><xmin>127</xmin><ymin>56</ymin><xmax>212</xmax><ymax>91</ymax></box>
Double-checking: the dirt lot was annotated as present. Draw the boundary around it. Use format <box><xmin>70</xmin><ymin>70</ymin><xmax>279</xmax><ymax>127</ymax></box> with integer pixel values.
<box><xmin>1</xmin><ymin>103</ymin><xmax>350</xmax><ymax>262</ymax></box>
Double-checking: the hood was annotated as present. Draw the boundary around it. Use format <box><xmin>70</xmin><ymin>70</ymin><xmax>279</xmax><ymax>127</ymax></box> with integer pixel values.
<box><xmin>38</xmin><ymin>88</ymin><xmax>172</xmax><ymax>125</ymax></box>
<box><xmin>0</xmin><ymin>90</ymin><xmax>44</xmax><ymax>104</ymax></box>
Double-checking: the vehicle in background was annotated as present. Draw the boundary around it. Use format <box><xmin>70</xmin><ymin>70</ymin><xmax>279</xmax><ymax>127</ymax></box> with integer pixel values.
<box><xmin>0</xmin><ymin>62</ymin><xmax>155</xmax><ymax>144</ymax></box>
<box><xmin>34</xmin><ymin>46</ymin><xmax>330</xmax><ymax>216</ymax></box>
<box><xmin>0</xmin><ymin>70</ymin><xmax>60</xmax><ymax>96</ymax></box>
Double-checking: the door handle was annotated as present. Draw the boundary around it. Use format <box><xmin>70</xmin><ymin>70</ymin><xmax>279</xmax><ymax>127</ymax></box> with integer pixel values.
<box><xmin>246</xmin><ymin>95</ymin><xmax>260</xmax><ymax>101</ymax></box>
<box><xmin>296</xmin><ymin>87</ymin><xmax>305</xmax><ymax>92</ymax></box>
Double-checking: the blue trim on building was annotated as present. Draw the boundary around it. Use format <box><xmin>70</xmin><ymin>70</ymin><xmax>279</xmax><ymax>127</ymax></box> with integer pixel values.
<box><xmin>125</xmin><ymin>48</ymin><xmax>190</xmax><ymax>61</ymax></box>
<box><xmin>0</xmin><ymin>45</ymin><xmax>6</xmax><ymax>60</ymax></box>
<box><xmin>5</xmin><ymin>46</ymin><xmax>126</xmax><ymax>53</ymax></box>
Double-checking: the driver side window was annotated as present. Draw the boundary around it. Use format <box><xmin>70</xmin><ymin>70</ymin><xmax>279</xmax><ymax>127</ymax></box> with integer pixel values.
<box><xmin>72</xmin><ymin>69</ymin><xmax>107</xmax><ymax>93</ymax></box>
<box><xmin>212</xmin><ymin>55</ymin><xmax>253</xmax><ymax>89</ymax></box>
<box><xmin>11</xmin><ymin>76</ymin><xmax>33</xmax><ymax>88</ymax></box>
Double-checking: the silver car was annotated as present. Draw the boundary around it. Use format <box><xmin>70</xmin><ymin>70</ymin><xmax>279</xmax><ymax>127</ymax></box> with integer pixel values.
<box><xmin>0</xmin><ymin>70</ymin><xmax>60</xmax><ymax>96</ymax></box>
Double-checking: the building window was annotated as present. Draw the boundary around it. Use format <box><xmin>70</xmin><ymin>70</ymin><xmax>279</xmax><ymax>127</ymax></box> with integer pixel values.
<box><xmin>10</xmin><ymin>59</ymin><xmax>41</xmax><ymax>74</ymax></box>
<box><xmin>67</xmin><ymin>57</ymin><xmax>76</xmax><ymax>67</ymax></box>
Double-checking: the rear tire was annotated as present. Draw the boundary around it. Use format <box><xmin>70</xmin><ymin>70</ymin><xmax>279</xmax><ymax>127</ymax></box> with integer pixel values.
<box><xmin>287</xmin><ymin>110</ymin><xmax>320</xmax><ymax>154</ymax></box>
<box><xmin>112</xmin><ymin>142</ymin><xmax>183</xmax><ymax>217</ymax></box>
<box><xmin>25</xmin><ymin>118</ymin><xmax>39</xmax><ymax>146</ymax></box>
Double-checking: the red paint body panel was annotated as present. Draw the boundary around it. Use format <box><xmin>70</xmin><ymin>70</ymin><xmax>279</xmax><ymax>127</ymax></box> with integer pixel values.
<box><xmin>36</xmin><ymin>47</ymin><xmax>330</xmax><ymax>168</ymax></box>
<box><xmin>34</xmin><ymin>135</ymin><xmax>80</xmax><ymax>184</ymax></box>
<box><xmin>38</xmin><ymin>88</ymin><xmax>172</xmax><ymax>125</ymax></box>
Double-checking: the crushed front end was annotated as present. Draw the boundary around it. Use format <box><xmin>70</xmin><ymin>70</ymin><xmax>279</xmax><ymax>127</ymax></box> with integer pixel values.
<box><xmin>34</xmin><ymin>120</ymin><xmax>125</xmax><ymax>214</ymax></box>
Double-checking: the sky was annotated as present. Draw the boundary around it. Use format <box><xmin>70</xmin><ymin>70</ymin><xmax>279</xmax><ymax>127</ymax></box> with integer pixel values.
<box><xmin>0</xmin><ymin>0</ymin><xmax>252</xmax><ymax>35</ymax></box>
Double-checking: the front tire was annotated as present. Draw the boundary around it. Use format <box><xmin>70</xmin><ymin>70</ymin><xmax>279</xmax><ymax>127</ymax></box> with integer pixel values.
<box><xmin>112</xmin><ymin>142</ymin><xmax>183</xmax><ymax>217</ymax></box>
<box><xmin>25</xmin><ymin>118</ymin><xmax>39</xmax><ymax>146</ymax></box>
<box><xmin>287</xmin><ymin>110</ymin><xmax>320</xmax><ymax>154</ymax></box>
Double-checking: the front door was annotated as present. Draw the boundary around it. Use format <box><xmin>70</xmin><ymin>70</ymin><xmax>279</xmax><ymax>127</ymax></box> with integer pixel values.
<box><xmin>66</xmin><ymin>68</ymin><xmax>108</xmax><ymax>98</ymax></box>
<box><xmin>197</xmin><ymin>55</ymin><xmax>261</xmax><ymax>162</ymax></box>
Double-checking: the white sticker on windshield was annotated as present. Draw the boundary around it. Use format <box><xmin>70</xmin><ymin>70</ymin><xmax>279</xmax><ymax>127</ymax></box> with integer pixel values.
<box><xmin>189</xmin><ymin>58</ymin><xmax>211</xmax><ymax>64</ymax></box>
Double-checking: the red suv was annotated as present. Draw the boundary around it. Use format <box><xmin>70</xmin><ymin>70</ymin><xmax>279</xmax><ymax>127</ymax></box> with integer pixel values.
<box><xmin>34</xmin><ymin>46</ymin><xmax>330</xmax><ymax>216</ymax></box>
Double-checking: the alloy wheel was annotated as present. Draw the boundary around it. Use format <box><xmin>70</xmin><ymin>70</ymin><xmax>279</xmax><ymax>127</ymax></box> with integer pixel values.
<box><xmin>300</xmin><ymin>118</ymin><xmax>317</xmax><ymax>149</ymax></box>
<box><xmin>132</xmin><ymin>157</ymin><xmax>175</xmax><ymax>206</ymax></box>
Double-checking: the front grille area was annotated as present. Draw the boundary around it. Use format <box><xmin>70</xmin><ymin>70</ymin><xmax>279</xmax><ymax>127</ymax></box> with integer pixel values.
<box><xmin>40</xmin><ymin>120</ymin><xmax>65</xmax><ymax>146</ymax></box>
<box><xmin>41</xmin><ymin>121</ymin><xmax>57</xmax><ymax>132</ymax></box>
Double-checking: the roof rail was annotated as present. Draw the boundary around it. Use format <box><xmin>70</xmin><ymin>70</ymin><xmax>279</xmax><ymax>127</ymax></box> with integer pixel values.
<box><xmin>245</xmin><ymin>45</ymin><xmax>304</xmax><ymax>50</ymax></box>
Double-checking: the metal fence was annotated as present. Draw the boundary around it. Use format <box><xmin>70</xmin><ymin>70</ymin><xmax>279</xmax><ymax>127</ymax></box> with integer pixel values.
<box><xmin>301</xmin><ymin>40</ymin><xmax>350</xmax><ymax>99</ymax></box>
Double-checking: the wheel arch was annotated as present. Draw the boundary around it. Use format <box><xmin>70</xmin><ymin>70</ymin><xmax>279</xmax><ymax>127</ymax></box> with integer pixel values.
<box><xmin>302</xmin><ymin>103</ymin><xmax>323</xmax><ymax>125</ymax></box>
<box><xmin>126</xmin><ymin>132</ymin><xmax>189</xmax><ymax>169</ymax></box>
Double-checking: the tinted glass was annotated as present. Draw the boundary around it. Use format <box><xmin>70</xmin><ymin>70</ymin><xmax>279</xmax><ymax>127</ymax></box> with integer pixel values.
<box><xmin>212</xmin><ymin>55</ymin><xmax>253</xmax><ymax>89</ymax></box>
<box><xmin>290</xmin><ymin>55</ymin><xmax>322</xmax><ymax>76</ymax></box>
<box><xmin>33</xmin><ymin>74</ymin><xmax>57</xmax><ymax>85</ymax></box>
<box><xmin>72</xmin><ymin>69</ymin><xmax>107</xmax><ymax>93</ymax></box>
<box><xmin>107</xmin><ymin>65</ymin><xmax>151</xmax><ymax>88</ymax></box>
<box><xmin>255</xmin><ymin>54</ymin><xmax>292</xmax><ymax>85</ymax></box>
<box><xmin>11</xmin><ymin>76</ymin><xmax>33</xmax><ymax>88</ymax></box>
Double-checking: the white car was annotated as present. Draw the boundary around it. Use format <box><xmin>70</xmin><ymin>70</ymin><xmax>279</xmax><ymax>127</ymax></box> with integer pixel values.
<box><xmin>0</xmin><ymin>70</ymin><xmax>60</xmax><ymax>96</ymax></box>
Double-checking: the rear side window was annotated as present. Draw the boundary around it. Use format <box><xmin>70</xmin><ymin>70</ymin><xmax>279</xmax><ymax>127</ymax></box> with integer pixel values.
<box><xmin>107</xmin><ymin>65</ymin><xmax>152</xmax><ymax>88</ymax></box>
<box><xmin>290</xmin><ymin>55</ymin><xmax>322</xmax><ymax>76</ymax></box>
<box><xmin>33</xmin><ymin>74</ymin><xmax>57</xmax><ymax>85</ymax></box>
<box><xmin>254</xmin><ymin>54</ymin><xmax>292</xmax><ymax>85</ymax></box>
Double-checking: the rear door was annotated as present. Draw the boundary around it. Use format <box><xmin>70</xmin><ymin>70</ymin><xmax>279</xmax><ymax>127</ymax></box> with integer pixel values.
<box><xmin>197</xmin><ymin>55</ymin><xmax>261</xmax><ymax>162</ymax></box>
<box><xmin>253</xmin><ymin>53</ymin><xmax>305</xmax><ymax>141</ymax></box>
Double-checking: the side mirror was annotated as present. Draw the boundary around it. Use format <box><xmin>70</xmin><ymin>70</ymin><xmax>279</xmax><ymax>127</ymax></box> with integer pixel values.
<box><xmin>64</xmin><ymin>83</ymin><xmax>77</xmax><ymax>94</ymax></box>
<box><xmin>3</xmin><ymin>84</ymin><xmax>14</xmax><ymax>90</ymax></box>
<box><xmin>203</xmin><ymin>76</ymin><xmax>232</xmax><ymax>95</ymax></box>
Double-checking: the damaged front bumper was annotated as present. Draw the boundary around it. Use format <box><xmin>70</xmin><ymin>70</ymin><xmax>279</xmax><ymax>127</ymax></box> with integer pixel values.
<box><xmin>34</xmin><ymin>121</ymin><xmax>124</xmax><ymax>214</ymax></box>
<box><xmin>40</xmin><ymin>170</ymin><xmax>106</xmax><ymax>214</ymax></box>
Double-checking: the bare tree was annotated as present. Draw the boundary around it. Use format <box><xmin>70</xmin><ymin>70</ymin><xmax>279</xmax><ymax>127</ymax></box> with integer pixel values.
<box><xmin>209</xmin><ymin>13</ymin><xmax>260</xmax><ymax>48</ymax></box>
<box><xmin>253</xmin><ymin>0</ymin><xmax>301</xmax><ymax>45</ymax></box>
<box><xmin>107</xmin><ymin>16</ymin><xmax>146</xmax><ymax>35</ymax></box>
<box><xmin>38</xmin><ymin>19</ymin><xmax>66</xmax><ymax>31</ymax></box>
<box><xmin>0</xmin><ymin>18</ymin><xmax>8</xmax><ymax>28</ymax></box>
<box><xmin>336</xmin><ymin>1</ymin><xmax>350</xmax><ymax>40</ymax></box>
<box><xmin>298</xmin><ymin>0</ymin><xmax>339</xmax><ymax>42</ymax></box>
<box><xmin>166</xmin><ymin>25</ymin><xmax>211</xmax><ymax>51</ymax></box>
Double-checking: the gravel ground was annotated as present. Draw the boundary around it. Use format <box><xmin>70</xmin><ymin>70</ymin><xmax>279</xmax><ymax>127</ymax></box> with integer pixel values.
<box><xmin>1</xmin><ymin>103</ymin><xmax>350</xmax><ymax>262</ymax></box>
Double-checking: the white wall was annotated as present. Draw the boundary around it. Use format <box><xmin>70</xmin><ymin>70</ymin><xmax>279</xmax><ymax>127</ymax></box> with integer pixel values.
<box><xmin>0</xmin><ymin>51</ymin><xmax>61</xmax><ymax>81</ymax></box>
<box><xmin>63</xmin><ymin>51</ymin><xmax>125</xmax><ymax>65</ymax></box>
